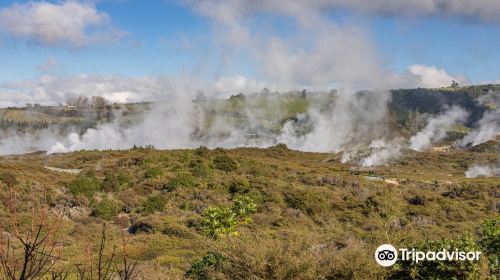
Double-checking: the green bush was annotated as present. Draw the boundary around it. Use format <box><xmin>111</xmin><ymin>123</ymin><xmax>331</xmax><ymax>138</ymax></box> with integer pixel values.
<box><xmin>408</xmin><ymin>195</ymin><xmax>426</xmax><ymax>206</ymax></box>
<box><xmin>194</xmin><ymin>146</ymin><xmax>210</xmax><ymax>156</ymax></box>
<box><xmin>102</xmin><ymin>172</ymin><xmax>130</xmax><ymax>192</ymax></box>
<box><xmin>271</xmin><ymin>143</ymin><xmax>289</xmax><ymax>153</ymax></box>
<box><xmin>231</xmin><ymin>195</ymin><xmax>257</xmax><ymax>223</ymax></box>
<box><xmin>213</xmin><ymin>155</ymin><xmax>238</xmax><ymax>172</ymax></box>
<box><xmin>0</xmin><ymin>171</ymin><xmax>18</xmax><ymax>187</ymax></box>
<box><xmin>165</xmin><ymin>172</ymin><xmax>197</xmax><ymax>191</ymax></box>
<box><xmin>477</xmin><ymin>217</ymin><xmax>499</xmax><ymax>276</ymax></box>
<box><xmin>92</xmin><ymin>197</ymin><xmax>120</xmax><ymax>220</ymax></box>
<box><xmin>144</xmin><ymin>167</ymin><xmax>164</xmax><ymax>179</ymax></box>
<box><xmin>162</xmin><ymin>223</ymin><xmax>193</xmax><ymax>238</ymax></box>
<box><xmin>185</xmin><ymin>251</ymin><xmax>226</xmax><ymax>280</ymax></box>
<box><xmin>141</xmin><ymin>195</ymin><xmax>167</xmax><ymax>214</ymax></box>
<box><xmin>189</xmin><ymin>158</ymin><xmax>212</xmax><ymax>178</ymax></box>
<box><xmin>201</xmin><ymin>196</ymin><xmax>257</xmax><ymax>239</ymax></box>
<box><xmin>228</xmin><ymin>177</ymin><xmax>250</xmax><ymax>194</ymax></box>
<box><xmin>391</xmin><ymin>233</ymin><xmax>486</xmax><ymax>279</ymax></box>
<box><xmin>68</xmin><ymin>171</ymin><xmax>102</xmax><ymax>198</ymax></box>
<box><xmin>284</xmin><ymin>187</ymin><xmax>331</xmax><ymax>216</ymax></box>
<box><xmin>128</xmin><ymin>221</ymin><xmax>155</xmax><ymax>234</ymax></box>
<box><xmin>201</xmin><ymin>206</ymin><xmax>238</xmax><ymax>239</ymax></box>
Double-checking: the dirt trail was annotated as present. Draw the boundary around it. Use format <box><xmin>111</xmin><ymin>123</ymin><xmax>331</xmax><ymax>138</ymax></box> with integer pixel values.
<box><xmin>44</xmin><ymin>165</ymin><xmax>82</xmax><ymax>174</ymax></box>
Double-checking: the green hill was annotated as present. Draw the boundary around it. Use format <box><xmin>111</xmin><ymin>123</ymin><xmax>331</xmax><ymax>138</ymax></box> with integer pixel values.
<box><xmin>0</xmin><ymin>144</ymin><xmax>497</xmax><ymax>279</ymax></box>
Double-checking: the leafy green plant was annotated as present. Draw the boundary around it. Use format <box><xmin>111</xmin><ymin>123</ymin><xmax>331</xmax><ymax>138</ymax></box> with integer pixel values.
<box><xmin>231</xmin><ymin>195</ymin><xmax>257</xmax><ymax>224</ymax></box>
<box><xmin>185</xmin><ymin>251</ymin><xmax>226</xmax><ymax>280</ymax></box>
<box><xmin>477</xmin><ymin>217</ymin><xmax>499</xmax><ymax>276</ymax></box>
<box><xmin>92</xmin><ymin>197</ymin><xmax>120</xmax><ymax>220</ymax></box>
<box><xmin>213</xmin><ymin>155</ymin><xmax>238</xmax><ymax>172</ymax></box>
<box><xmin>201</xmin><ymin>206</ymin><xmax>238</xmax><ymax>239</ymax></box>
<box><xmin>201</xmin><ymin>196</ymin><xmax>256</xmax><ymax>239</ymax></box>
<box><xmin>141</xmin><ymin>195</ymin><xmax>167</xmax><ymax>214</ymax></box>
<box><xmin>68</xmin><ymin>171</ymin><xmax>102</xmax><ymax>198</ymax></box>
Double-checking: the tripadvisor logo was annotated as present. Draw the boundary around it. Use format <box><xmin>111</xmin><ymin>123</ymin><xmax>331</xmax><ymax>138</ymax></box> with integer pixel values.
<box><xmin>375</xmin><ymin>244</ymin><xmax>398</xmax><ymax>267</ymax></box>
<box><xmin>374</xmin><ymin>244</ymin><xmax>482</xmax><ymax>267</ymax></box>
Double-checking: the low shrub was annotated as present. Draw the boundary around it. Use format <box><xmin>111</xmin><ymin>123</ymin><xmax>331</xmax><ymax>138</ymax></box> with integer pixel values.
<box><xmin>128</xmin><ymin>221</ymin><xmax>155</xmax><ymax>234</ymax></box>
<box><xmin>0</xmin><ymin>171</ymin><xmax>18</xmax><ymax>187</ymax></box>
<box><xmin>68</xmin><ymin>171</ymin><xmax>102</xmax><ymax>198</ymax></box>
<box><xmin>201</xmin><ymin>206</ymin><xmax>238</xmax><ymax>239</ymax></box>
<box><xmin>162</xmin><ymin>223</ymin><xmax>193</xmax><ymax>239</ymax></box>
<box><xmin>141</xmin><ymin>195</ymin><xmax>167</xmax><ymax>214</ymax></box>
<box><xmin>477</xmin><ymin>217</ymin><xmax>499</xmax><ymax>276</ymax></box>
<box><xmin>144</xmin><ymin>167</ymin><xmax>164</xmax><ymax>179</ymax></box>
<box><xmin>165</xmin><ymin>172</ymin><xmax>197</xmax><ymax>191</ymax></box>
<box><xmin>408</xmin><ymin>195</ymin><xmax>426</xmax><ymax>206</ymax></box>
<box><xmin>189</xmin><ymin>159</ymin><xmax>212</xmax><ymax>178</ymax></box>
<box><xmin>194</xmin><ymin>146</ymin><xmax>210</xmax><ymax>156</ymax></box>
<box><xmin>91</xmin><ymin>197</ymin><xmax>120</xmax><ymax>220</ymax></box>
<box><xmin>213</xmin><ymin>155</ymin><xmax>238</xmax><ymax>172</ymax></box>
<box><xmin>185</xmin><ymin>251</ymin><xmax>226</xmax><ymax>280</ymax></box>
<box><xmin>201</xmin><ymin>195</ymin><xmax>257</xmax><ymax>239</ymax></box>
<box><xmin>102</xmin><ymin>171</ymin><xmax>130</xmax><ymax>192</ymax></box>
<box><xmin>442</xmin><ymin>186</ymin><xmax>482</xmax><ymax>200</ymax></box>
<box><xmin>228</xmin><ymin>177</ymin><xmax>250</xmax><ymax>194</ymax></box>
<box><xmin>284</xmin><ymin>187</ymin><xmax>332</xmax><ymax>217</ymax></box>
<box><xmin>231</xmin><ymin>195</ymin><xmax>257</xmax><ymax>223</ymax></box>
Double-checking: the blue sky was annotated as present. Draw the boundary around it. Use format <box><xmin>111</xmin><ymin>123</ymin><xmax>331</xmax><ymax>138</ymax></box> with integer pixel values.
<box><xmin>0</xmin><ymin>0</ymin><xmax>500</xmax><ymax>104</ymax></box>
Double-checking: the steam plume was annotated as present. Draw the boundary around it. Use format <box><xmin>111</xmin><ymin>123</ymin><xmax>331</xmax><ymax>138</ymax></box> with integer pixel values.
<box><xmin>409</xmin><ymin>106</ymin><xmax>468</xmax><ymax>151</ymax></box>
<box><xmin>465</xmin><ymin>164</ymin><xmax>500</xmax><ymax>178</ymax></box>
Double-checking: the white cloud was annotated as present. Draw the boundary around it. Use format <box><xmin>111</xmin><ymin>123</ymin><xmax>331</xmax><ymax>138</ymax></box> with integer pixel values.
<box><xmin>0</xmin><ymin>74</ymin><xmax>268</xmax><ymax>107</ymax></box>
<box><xmin>186</xmin><ymin>0</ymin><xmax>500</xmax><ymax>22</ymax></box>
<box><xmin>0</xmin><ymin>1</ymin><xmax>124</xmax><ymax>47</ymax></box>
<box><xmin>185</xmin><ymin>1</ymin><xmax>472</xmax><ymax>90</ymax></box>
<box><xmin>408</xmin><ymin>64</ymin><xmax>469</xmax><ymax>88</ymax></box>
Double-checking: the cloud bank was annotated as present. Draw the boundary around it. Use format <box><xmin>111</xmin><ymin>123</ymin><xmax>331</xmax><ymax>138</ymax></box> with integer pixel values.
<box><xmin>186</xmin><ymin>0</ymin><xmax>500</xmax><ymax>22</ymax></box>
<box><xmin>408</xmin><ymin>64</ymin><xmax>468</xmax><ymax>88</ymax></box>
<box><xmin>0</xmin><ymin>1</ymin><xmax>124</xmax><ymax>47</ymax></box>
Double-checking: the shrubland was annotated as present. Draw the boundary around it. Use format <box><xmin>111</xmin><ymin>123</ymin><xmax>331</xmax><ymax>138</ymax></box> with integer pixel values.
<box><xmin>0</xmin><ymin>143</ymin><xmax>497</xmax><ymax>279</ymax></box>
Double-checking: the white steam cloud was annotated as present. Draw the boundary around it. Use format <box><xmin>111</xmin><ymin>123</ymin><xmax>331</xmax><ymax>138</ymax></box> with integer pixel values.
<box><xmin>459</xmin><ymin>91</ymin><xmax>499</xmax><ymax>147</ymax></box>
<box><xmin>465</xmin><ymin>164</ymin><xmax>500</xmax><ymax>178</ymax></box>
<box><xmin>0</xmin><ymin>88</ymin><xmax>401</xmax><ymax>167</ymax></box>
<box><xmin>460</xmin><ymin>110</ymin><xmax>500</xmax><ymax>147</ymax></box>
<box><xmin>409</xmin><ymin>106</ymin><xmax>468</xmax><ymax>151</ymax></box>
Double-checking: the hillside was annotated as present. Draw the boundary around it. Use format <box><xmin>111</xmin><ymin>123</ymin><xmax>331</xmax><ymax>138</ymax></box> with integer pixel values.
<box><xmin>0</xmin><ymin>85</ymin><xmax>495</xmax><ymax>134</ymax></box>
<box><xmin>0</xmin><ymin>144</ymin><xmax>498</xmax><ymax>279</ymax></box>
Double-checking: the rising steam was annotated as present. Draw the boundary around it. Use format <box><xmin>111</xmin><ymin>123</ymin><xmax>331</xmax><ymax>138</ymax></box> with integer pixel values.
<box><xmin>465</xmin><ymin>164</ymin><xmax>500</xmax><ymax>178</ymax></box>
<box><xmin>458</xmin><ymin>90</ymin><xmax>499</xmax><ymax>147</ymax></box>
<box><xmin>409</xmin><ymin>106</ymin><xmax>468</xmax><ymax>151</ymax></box>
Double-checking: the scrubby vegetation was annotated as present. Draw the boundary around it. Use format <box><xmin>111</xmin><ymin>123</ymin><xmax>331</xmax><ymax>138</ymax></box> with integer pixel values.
<box><xmin>0</xmin><ymin>144</ymin><xmax>497</xmax><ymax>279</ymax></box>
<box><xmin>200</xmin><ymin>195</ymin><xmax>257</xmax><ymax>239</ymax></box>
